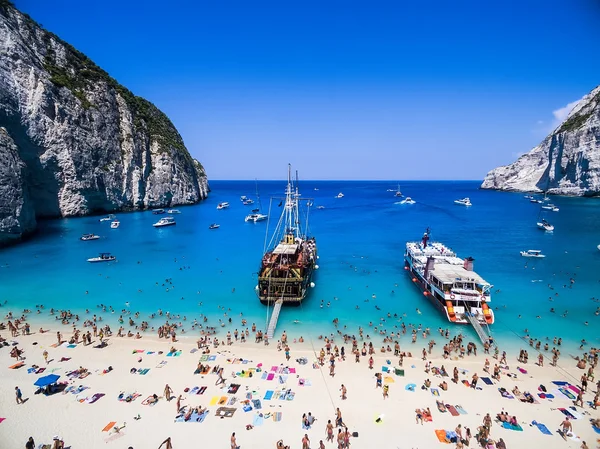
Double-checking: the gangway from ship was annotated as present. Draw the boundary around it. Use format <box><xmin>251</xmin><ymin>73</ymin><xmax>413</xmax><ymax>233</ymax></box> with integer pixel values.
<box><xmin>464</xmin><ymin>311</ymin><xmax>495</xmax><ymax>347</ymax></box>
<box><xmin>266</xmin><ymin>299</ymin><xmax>283</xmax><ymax>340</ymax></box>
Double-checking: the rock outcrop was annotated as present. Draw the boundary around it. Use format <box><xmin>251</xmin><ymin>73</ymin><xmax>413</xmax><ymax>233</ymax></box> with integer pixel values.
<box><xmin>481</xmin><ymin>85</ymin><xmax>600</xmax><ymax>196</ymax></box>
<box><xmin>0</xmin><ymin>1</ymin><xmax>209</xmax><ymax>246</ymax></box>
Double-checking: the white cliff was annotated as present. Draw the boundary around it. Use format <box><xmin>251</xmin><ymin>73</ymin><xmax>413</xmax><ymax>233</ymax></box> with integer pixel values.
<box><xmin>0</xmin><ymin>1</ymin><xmax>209</xmax><ymax>246</ymax></box>
<box><xmin>481</xmin><ymin>85</ymin><xmax>600</xmax><ymax>196</ymax></box>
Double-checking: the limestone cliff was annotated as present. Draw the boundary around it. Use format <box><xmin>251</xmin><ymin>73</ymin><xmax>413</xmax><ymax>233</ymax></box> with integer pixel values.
<box><xmin>481</xmin><ymin>85</ymin><xmax>600</xmax><ymax>196</ymax></box>
<box><xmin>0</xmin><ymin>1</ymin><xmax>209</xmax><ymax>246</ymax></box>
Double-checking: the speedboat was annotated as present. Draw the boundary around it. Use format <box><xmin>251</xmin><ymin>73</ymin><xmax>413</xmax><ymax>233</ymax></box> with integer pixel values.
<box><xmin>541</xmin><ymin>204</ymin><xmax>559</xmax><ymax>212</ymax></box>
<box><xmin>335</xmin><ymin>192</ymin><xmax>344</xmax><ymax>198</ymax></box>
<box><xmin>153</xmin><ymin>217</ymin><xmax>176</xmax><ymax>227</ymax></box>
<box><xmin>209</xmin><ymin>223</ymin><xmax>220</xmax><ymax>229</ymax></box>
<box><xmin>80</xmin><ymin>234</ymin><xmax>100</xmax><ymax>241</ymax></box>
<box><xmin>245</xmin><ymin>213</ymin><xmax>268</xmax><ymax>223</ymax></box>
<box><xmin>520</xmin><ymin>250</ymin><xmax>545</xmax><ymax>258</ymax></box>
<box><xmin>537</xmin><ymin>219</ymin><xmax>554</xmax><ymax>232</ymax></box>
<box><xmin>454</xmin><ymin>198</ymin><xmax>472</xmax><ymax>207</ymax></box>
<box><xmin>524</xmin><ymin>195</ymin><xmax>533</xmax><ymax>200</ymax></box>
<box><xmin>110</xmin><ymin>220</ymin><xmax>120</xmax><ymax>229</ymax></box>
<box><xmin>167</xmin><ymin>209</ymin><xmax>181</xmax><ymax>214</ymax></box>
<box><xmin>240</xmin><ymin>196</ymin><xmax>247</xmax><ymax>201</ymax></box>
<box><xmin>400</xmin><ymin>197</ymin><xmax>416</xmax><ymax>205</ymax></box>
<box><xmin>217</xmin><ymin>202</ymin><xmax>230</xmax><ymax>210</ymax></box>
<box><xmin>87</xmin><ymin>253</ymin><xmax>116</xmax><ymax>263</ymax></box>
<box><xmin>243</xmin><ymin>199</ymin><xmax>254</xmax><ymax>205</ymax></box>
<box><xmin>152</xmin><ymin>209</ymin><xmax>165</xmax><ymax>215</ymax></box>
<box><xmin>99</xmin><ymin>214</ymin><xmax>115</xmax><ymax>222</ymax></box>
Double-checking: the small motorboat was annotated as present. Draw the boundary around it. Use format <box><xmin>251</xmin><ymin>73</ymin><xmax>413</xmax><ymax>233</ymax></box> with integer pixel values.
<box><xmin>245</xmin><ymin>213</ymin><xmax>268</xmax><ymax>223</ymax></box>
<box><xmin>335</xmin><ymin>192</ymin><xmax>344</xmax><ymax>198</ymax></box>
<box><xmin>541</xmin><ymin>204</ymin><xmax>559</xmax><ymax>212</ymax></box>
<box><xmin>240</xmin><ymin>196</ymin><xmax>247</xmax><ymax>201</ymax></box>
<box><xmin>209</xmin><ymin>223</ymin><xmax>220</xmax><ymax>229</ymax></box>
<box><xmin>316</xmin><ymin>205</ymin><xmax>325</xmax><ymax>210</ymax></box>
<box><xmin>242</xmin><ymin>199</ymin><xmax>254</xmax><ymax>205</ymax></box>
<box><xmin>80</xmin><ymin>234</ymin><xmax>100</xmax><ymax>241</ymax></box>
<box><xmin>537</xmin><ymin>219</ymin><xmax>554</xmax><ymax>232</ymax></box>
<box><xmin>110</xmin><ymin>220</ymin><xmax>120</xmax><ymax>229</ymax></box>
<box><xmin>99</xmin><ymin>214</ymin><xmax>115</xmax><ymax>222</ymax></box>
<box><xmin>454</xmin><ymin>198</ymin><xmax>472</xmax><ymax>207</ymax></box>
<box><xmin>400</xmin><ymin>197</ymin><xmax>416</xmax><ymax>205</ymax></box>
<box><xmin>217</xmin><ymin>202</ymin><xmax>230</xmax><ymax>210</ymax></box>
<box><xmin>520</xmin><ymin>250</ymin><xmax>545</xmax><ymax>258</ymax></box>
<box><xmin>167</xmin><ymin>209</ymin><xmax>181</xmax><ymax>214</ymax></box>
<box><xmin>524</xmin><ymin>195</ymin><xmax>533</xmax><ymax>200</ymax></box>
<box><xmin>87</xmin><ymin>252</ymin><xmax>116</xmax><ymax>263</ymax></box>
<box><xmin>153</xmin><ymin>217</ymin><xmax>176</xmax><ymax>227</ymax></box>
<box><xmin>152</xmin><ymin>209</ymin><xmax>165</xmax><ymax>215</ymax></box>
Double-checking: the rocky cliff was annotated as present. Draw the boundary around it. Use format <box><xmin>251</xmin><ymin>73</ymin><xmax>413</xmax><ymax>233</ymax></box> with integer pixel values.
<box><xmin>0</xmin><ymin>1</ymin><xmax>209</xmax><ymax>246</ymax></box>
<box><xmin>481</xmin><ymin>85</ymin><xmax>600</xmax><ymax>196</ymax></box>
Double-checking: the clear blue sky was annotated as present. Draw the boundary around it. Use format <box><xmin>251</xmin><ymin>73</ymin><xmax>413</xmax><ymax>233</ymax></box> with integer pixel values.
<box><xmin>15</xmin><ymin>0</ymin><xmax>600</xmax><ymax>180</ymax></box>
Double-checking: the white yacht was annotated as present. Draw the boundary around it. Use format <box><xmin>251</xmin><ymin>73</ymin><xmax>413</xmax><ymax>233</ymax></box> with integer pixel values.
<box><xmin>335</xmin><ymin>192</ymin><xmax>344</xmax><ymax>198</ymax></box>
<box><xmin>110</xmin><ymin>220</ymin><xmax>120</xmax><ymax>229</ymax></box>
<box><xmin>454</xmin><ymin>198</ymin><xmax>472</xmax><ymax>207</ymax></box>
<box><xmin>394</xmin><ymin>184</ymin><xmax>403</xmax><ymax>197</ymax></box>
<box><xmin>520</xmin><ymin>250</ymin><xmax>545</xmax><ymax>258</ymax></box>
<box><xmin>80</xmin><ymin>234</ymin><xmax>100</xmax><ymax>241</ymax></box>
<box><xmin>99</xmin><ymin>214</ymin><xmax>115</xmax><ymax>222</ymax></box>
<box><xmin>541</xmin><ymin>204</ymin><xmax>559</xmax><ymax>212</ymax></box>
<box><xmin>400</xmin><ymin>197</ymin><xmax>416</xmax><ymax>205</ymax></box>
<box><xmin>209</xmin><ymin>223</ymin><xmax>220</xmax><ymax>230</ymax></box>
<box><xmin>87</xmin><ymin>253</ymin><xmax>116</xmax><ymax>263</ymax></box>
<box><xmin>243</xmin><ymin>199</ymin><xmax>255</xmax><ymax>205</ymax></box>
<box><xmin>167</xmin><ymin>209</ymin><xmax>181</xmax><ymax>214</ymax></box>
<box><xmin>152</xmin><ymin>209</ymin><xmax>165</xmax><ymax>215</ymax></box>
<box><xmin>537</xmin><ymin>219</ymin><xmax>554</xmax><ymax>232</ymax></box>
<box><xmin>240</xmin><ymin>196</ymin><xmax>247</xmax><ymax>202</ymax></box>
<box><xmin>217</xmin><ymin>202</ymin><xmax>230</xmax><ymax>210</ymax></box>
<box><xmin>153</xmin><ymin>217</ymin><xmax>176</xmax><ymax>227</ymax></box>
<box><xmin>245</xmin><ymin>213</ymin><xmax>268</xmax><ymax>223</ymax></box>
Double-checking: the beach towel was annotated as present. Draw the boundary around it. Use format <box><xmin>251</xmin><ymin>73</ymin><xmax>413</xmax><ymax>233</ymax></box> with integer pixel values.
<box><xmin>279</xmin><ymin>375</ymin><xmax>288</xmax><ymax>384</ymax></box>
<box><xmin>156</xmin><ymin>361</ymin><xmax>167</xmax><ymax>368</ymax></box>
<box><xmin>167</xmin><ymin>351</ymin><xmax>182</xmax><ymax>357</ymax></box>
<box><xmin>498</xmin><ymin>388</ymin><xmax>514</xmax><ymax>399</ymax></box>
<box><xmin>481</xmin><ymin>377</ymin><xmax>493</xmax><ymax>385</ymax></box>
<box><xmin>381</xmin><ymin>366</ymin><xmax>389</xmax><ymax>372</ymax></box>
<box><xmin>208</xmin><ymin>355</ymin><xmax>217</xmax><ymax>361</ymax></box>
<box><xmin>272</xmin><ymin>411</ymin><xmax>282</xmax><ymax>422</ymax></box>
<box><xmin>517</xmin><ymin>367</ymin><xmax>527</xmax><ymax>374</ymax></box>
<box><xmin>558</xmin><ymin>408</ymin><xmax>576</xmax><ymax>419</ymax></box>
<box><xmin>87</xmin><ymin>393</ymin><xmax>105</xmax><ymax>404</ymax></box>
<box><xmin>228</xmin><ymin>384</ymin><xmax>240</xmax><ymax>394</ymax></box>
<box><xmin>552</xmin><ymin>380</ymin><xmax>569</xmax><ymax>386</ymax></box>
<box><xmin>102</xmin><ymin>422</ymin><xmax>117</xmax><ymax>432</ymax></box>
<box><xmin>133</xmin><ymin>349</ymin><xmax>144</xmax><ymax>354</ymax></box>
<box><xmin>252</xmin><ymin>413</ymin><xmax>264</xmax><ymax>426</ymax></box>
<box><xmin>0</xmin><ymin>418</ymin><xmax>5</xmax><ymax>424</ymax></box>
<box><xmin>405</xmin><ymin>383</ymin><xmax>416</xmax><ymax>392</ymax></box>
<box><xmin>434</xmin><ymin>429</ymin><xmax>449</xmax><ymax>443</ymax></box>
<box><xmin>252</xmin><ymin>399</ymin><xmax>262</xmax><ymax>409</ymax></box>
<box><xmin>436</xmin><ymin>401</ymin><xmax>447</xmax><ymax>413</ymax></box>
<box><xmin>267</xmin><ymin>373</ymin><xmax>275</xmax><ymax>381</ymax></box>
<box><xmin>395</xmin><ymin>368</ymin><xmax>405</xmax><ymax>376</ymax></box>
<box><xmin>462</xmin><ymin>380</ymin><xmax>470</xmax><ymax>387</ymax></box>
<box><xmin>243</xmin><ymin>404</ymin><xmax>252</xmax><ymax>412</ymax></box>
<box><xmin>501</xmin><ymin>422</ymin><xmax>523</xmax><ymax>431</ymax></box>
<box><xmin>384</xmin><ymin>376</ymin><xmax>395</xmax><ymax>384</ymax></box>
<box><xmin>558</xmin><ymin>387</ymin><xmax>576</xmax><ymax>400</ymax></box>
<box><xmin>567</xmin><ymin>407</ymin><xmax>583</xmax><ymax>419</ymax></box>
<box><xmin>8</xmin><ymin>361</ymin><xmax>24</xmax><ymax>369</ymax></box>
<box><xmin>67</xmin><ymin>344</ymin><xmax>77</xmax><ymax>348</ymax></box>
<box><xmin>592</xmin><ymin>421</ymin><xmax>600</xmax><ymax>434</ymax></box>
<box><xmin>445</xmin><ymin>404</ymin><xmax>459</xmax><ymax>417</ymax></box>
<box><xmin>190</xmin><ymin>386</ymin><xmax>199</xmax><ymax>395</ymax></box>
<box><xmin>215</xmin><ymin>407</ymin><xmax>237</xmax><ymax>418</ymax></box>
<box><xmin>531</xmin><ymin>420</ymin><xmax>552</xmax><ymax>435</ymax></box>
<box><xmin>286</xmin><ymin>391</ymin><xmax>295</xmax><ymax>401</ymax></box>
<box><xmin>218</xmin><ymin>396</ymin><xmax>228</xmax><ymax>405</ymax></box>
<box><xmin>209</xmin><ymin>396</ymin><xmax>219</xmax><ymax>406</ymax></box>
<box><xmin>261</xmin><ymin>372</ymin><xmax>268</xmax><ymax>380</ymax></box>
<box><xmin>568</xmin><ymin>385</ymin><xmax>581</xmax><ymax>394</ymax></box>
<box><xmin>138</xmin><ymin>368</ymin><xmax>150</xmax><ymax>375</ymax></box>
<box><xmin>455</xmin><ymin>405</ymin><xmax>467</xmax><ymax>415</ymax></box>
<box><xmin>431</xmin><ymin>388</ymin><xmax>440</xmax><ymax>396</ymax></box>
<box><xmin>175</xmin><ymin>410</ymin><xmax>208</xmax><ymax>423</ymax></box>
<box><xmin>263</xmin><ymin>390</ymin><xmax>274</xmax><ymax>400</ymax></box>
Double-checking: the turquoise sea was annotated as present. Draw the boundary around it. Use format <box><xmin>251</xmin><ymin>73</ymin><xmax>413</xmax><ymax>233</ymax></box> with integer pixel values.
<box><xmin>1</xmin><ymin>181</ymin><xmax>599</xmax><ymax>355</ymax></box>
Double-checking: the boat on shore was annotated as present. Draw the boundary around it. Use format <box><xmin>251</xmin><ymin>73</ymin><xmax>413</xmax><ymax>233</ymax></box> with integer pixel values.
<box><xmin>217</xmin><ymin>202</ymin><xmax>230</xmax><ymax>210</ymax></box>
<box><xmin>520</xmin><ymin>249</ymin><xmax>545</xmax><ymax>258</ymax></box>
<box><xmin>257</xmin><ymin>165</ymin><xmax>317</xmax><ymax>306</ymax></box>
<box><xmin>404</xmin><ymin>230</ymin><xmax>494</xmax><ymax>325</ymax></box>
<box><xmin>153</xmin><ymin>217</ymin><xmax>176</xmax><ymax>227</ymax></box>
<box><xmin>454</xmin><ymin>198</ymin><xmax>472</xmax><ymax>207</ymax></box>
<box><xmin>87</xmin><ymin>252</ymin><xmax>116</xmax><ymax>263</ymax></box>
<box><xmin>80</xmin><ymin>234</ymin><xmax>100</xmax><ymax>241</ymax></box>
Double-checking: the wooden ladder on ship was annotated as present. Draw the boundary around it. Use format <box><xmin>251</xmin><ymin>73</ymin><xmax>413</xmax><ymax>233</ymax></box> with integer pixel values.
<box><xmin>266</xmin><ymin>299</ymin><xmax>283</xmax><ymax>340</ymax></box>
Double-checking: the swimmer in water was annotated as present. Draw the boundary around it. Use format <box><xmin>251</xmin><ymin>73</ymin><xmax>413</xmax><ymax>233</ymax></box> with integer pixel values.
<box><xmin>416</xmin><ymin>308</ymin><xmax>421</xmax><ymax>315</ymax></box>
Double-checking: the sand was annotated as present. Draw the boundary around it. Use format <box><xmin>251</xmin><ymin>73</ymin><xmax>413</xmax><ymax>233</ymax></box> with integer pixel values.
<box><xmin>1</xmin><ymin>326</ymin><xmax>599</xmax><ymax>449</ymax></box>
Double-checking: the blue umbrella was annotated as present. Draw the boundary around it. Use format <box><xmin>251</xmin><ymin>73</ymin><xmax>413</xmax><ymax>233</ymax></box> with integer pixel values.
<box><xmin>34</xmin><ymin>374</ymin><xmax>60</xmax><ymax>387</ymax></box>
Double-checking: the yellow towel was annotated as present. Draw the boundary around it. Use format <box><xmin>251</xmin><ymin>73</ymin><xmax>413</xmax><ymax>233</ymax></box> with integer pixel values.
<box><xmin>209</xmin><ymin>396</ymin><xmax>219</xmax><ymax>406</ymax></box>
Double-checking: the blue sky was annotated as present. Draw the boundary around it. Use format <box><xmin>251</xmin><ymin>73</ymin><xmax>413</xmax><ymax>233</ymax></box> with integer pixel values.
<box><xmin>15</xmin><ymin>0</ymin><xmax>600</xmax><ymax>180</ymax></box>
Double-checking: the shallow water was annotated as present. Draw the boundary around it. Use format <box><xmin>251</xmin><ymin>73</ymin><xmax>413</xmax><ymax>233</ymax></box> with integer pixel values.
<box><xmin>1</xmin><ymin>181</ymin><xmax>599</xmax><ymax>355</ymax></box>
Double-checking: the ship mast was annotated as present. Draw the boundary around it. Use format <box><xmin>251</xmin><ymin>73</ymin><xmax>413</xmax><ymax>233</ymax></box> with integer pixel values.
<box><xmin>283</xmin><ymin>164</ymin><xmax>297</xmax><ymax>244</ymax></box>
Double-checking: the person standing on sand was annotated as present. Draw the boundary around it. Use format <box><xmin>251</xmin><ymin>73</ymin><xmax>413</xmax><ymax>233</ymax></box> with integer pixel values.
<box><xmin>383</xmin><ymin>384</ymin><xmax>389</xmax><ymax>399</ymax></box>
<box><xmin>471</xmin><ymin>373</ymin><xmax>478</xmax><ymax>389</ymax></box>
<box><xmin>15</xmin><ymin>386</ymin><xmax>24</xmax><ymax>404</ymax></box>
<box><xmin>326</xmin><ymin>420</ymin><xmax>334</xmax><ymax>442</ymax></box>
<box><xmin>164</xmin><ymin>384</ymin><xmax>173</xmax><ymax>401</ymax></box>
<box><xmin>561</xmin><ymin>417</ymin><xmax>572</xmax><ymax>435</ymax></box>
<box><xmin>301</xmin><ymin>434</ymin><xmax>310</xmax><ymax>449</ymax></box>
<box><xmin>335</xmin><ymin>408</ymin><xmax>343</xmax><ymax>427</ymax></box>
<box><xmin>231</xmin><ymin>432</ymin><xmax>238</xmax><ymax>449</ymax></box>
<box><xmin>340</xmin><ymin>384</ymin><xmax>347</xmax><ymax>400</ymax></box>
<box><xmin>25</xmin><ymin>436</ymin><xmax>35</xmax><ymax>449</ymax></box>
<box><xmin>56</xmin><ymin>331</ymin><xmax>61</xmax><ymax>345</ymax></box>
<box><xmin>43</xmin><ymin>350</ymin><xmax>49</xmax><ymax>364</ymax></box>
<box><xmin>175</xmin><ymin>395</ymin><xmax>183</xmax><ymax>413</ymax></box>
<box><xmin>158</xmin><ymin>437</ymin><xmax>173</xmax><ymax>449</ymax></box>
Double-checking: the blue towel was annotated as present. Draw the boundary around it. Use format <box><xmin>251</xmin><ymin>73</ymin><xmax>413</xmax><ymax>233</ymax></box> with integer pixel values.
<box><xmin>263</xmin><ymin>390</ymin><xmax>274</xmax><ymax>400</ymax></box>
<box><xmin>481</xmin><ymin>377</ymin><xmax>493</xmax><ymax>385</ymax></box>
<box><xmin>532</xmin><ymin>421</ymin><xmax>552</xmax><ymax>435</ymax></box>
<box><xmin>253</xmin><ymin>414</ymin><xmax>264</xmax><ymax>426</ymax></box>
<box><xmin>252</xmin><ymin>399</ymin><xmax>262</xmax><ymax>409</ymax></box>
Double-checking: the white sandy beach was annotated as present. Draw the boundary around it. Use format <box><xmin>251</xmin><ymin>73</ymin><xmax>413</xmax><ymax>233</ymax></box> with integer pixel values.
<box><xmin>1</xmin><ymin>321</ymin><xmax>599</xmax><ymax>449</ymax></box>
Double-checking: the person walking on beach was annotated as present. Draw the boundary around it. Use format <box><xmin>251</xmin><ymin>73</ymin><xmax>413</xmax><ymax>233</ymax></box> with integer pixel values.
<box><xmin>471</xmin><ymin>373</ymin><xmax>478</xmax><ymax>389</ymax></box>
<box><xmin>340</xmin><ymin>384</ymin><xmax>347</xmax><ymax>400</ymax></box>
<box><xmin>164</xmin><ymin>384</ymin><xmax>173</xmax><ymax>401</ymax></box>
<box><xmin>561</xmin><ymin>417</ymin><xmax>572</xmax><ymax>436</ymax></box>
<box><xmin>25</xmin><ymin>437</ymin><xmax>35</xmax><ymax>449</ymax></box>
<box><xmin>301</xmin><ymin>434</ymin><xmax>310</xmax><ymax>449</ymax></box>
<box><xmin>231</xmin><ymin>432</ymin><xmax>239</xmax><ymax>449</ymax></box>
<box><xmin>383</xmin><ymin>384</ymin><xmax>389</xmax><ymax>399</ymax></box>
<box><xmin>158</xmin><ymin>437</ymin><xmax>173</xmax><ymax>449</ymax></box>
<box><xmin>335</xmin><ymin>408</ymin><xmax>343</xmax><ymax>427</ymax></box>
<box><xmin>326</xmin><ymin>420</ymin><xmax>334</xmax><ymax>442</ymax></box>
<box><xmin>15</xmin><ymin>386</ymin><xmax>24</xmax><ymax>404</ymax></box>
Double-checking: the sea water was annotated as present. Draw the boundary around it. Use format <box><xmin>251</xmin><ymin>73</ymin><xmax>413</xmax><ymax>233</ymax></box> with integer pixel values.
<box><xmin>1</xmin><ymin>181</ymin><xmax>599</xmax><ymax>356</ymax></box>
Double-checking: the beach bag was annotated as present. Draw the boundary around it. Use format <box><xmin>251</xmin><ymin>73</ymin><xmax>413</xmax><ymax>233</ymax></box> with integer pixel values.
<box><xmin>352</xmin><ymin>432</ymin><xmax>359</xmax><ymax>437</ymax></box>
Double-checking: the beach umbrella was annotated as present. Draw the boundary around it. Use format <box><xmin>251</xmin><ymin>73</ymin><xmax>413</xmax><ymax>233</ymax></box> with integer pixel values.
<box><xmin>34</xmin><ymin>374</ymin><xmax>60</xmax><ymax>387</ymax></box>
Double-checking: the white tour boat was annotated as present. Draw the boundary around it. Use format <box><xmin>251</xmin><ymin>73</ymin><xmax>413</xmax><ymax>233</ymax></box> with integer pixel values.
<box><xmin>217</xmin><ymin>202</ymin><xmax>230</xmax><ymax>210</ymax></box>
<box><xmin>520</xmin><ymin>250</ymin><xmax>545</xmax><ymax>258</ymax></box>
<box><xmin>153</xmin><ymin>217</ymin><xmax>176</xmax><ymax>227</ymax></box>
<box><xmin>454</xmin><ymin>198</ymin><xmax>472</xmax><ymax>207</ymax></box>
<box><xmin>335</xmin><ymin>192</ymin><xmax>344</xmax><ymax>198</ymax></box>
<box><xmin>404</xmin><ymin>230</ymin><xmax>494</xmax><ymax>325</ymax></box>
<box><xmin>87</xmin><ymin>252</ymin><xmax>116</xmax><ymax>263</ymax></box>
<box><xmin>110</xmin><ymin>220</ymin><xmax>120</xmax><ymax>229</ymax></box>
<box><xmin>80</xmin><ymin>234</ymin><xmax>100</xmax><ymax>241</ymax></box>
<box><xmin>401</xmin><ymin>197</ymin><xmax>416</xmax><ymax>205</ymax></box>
